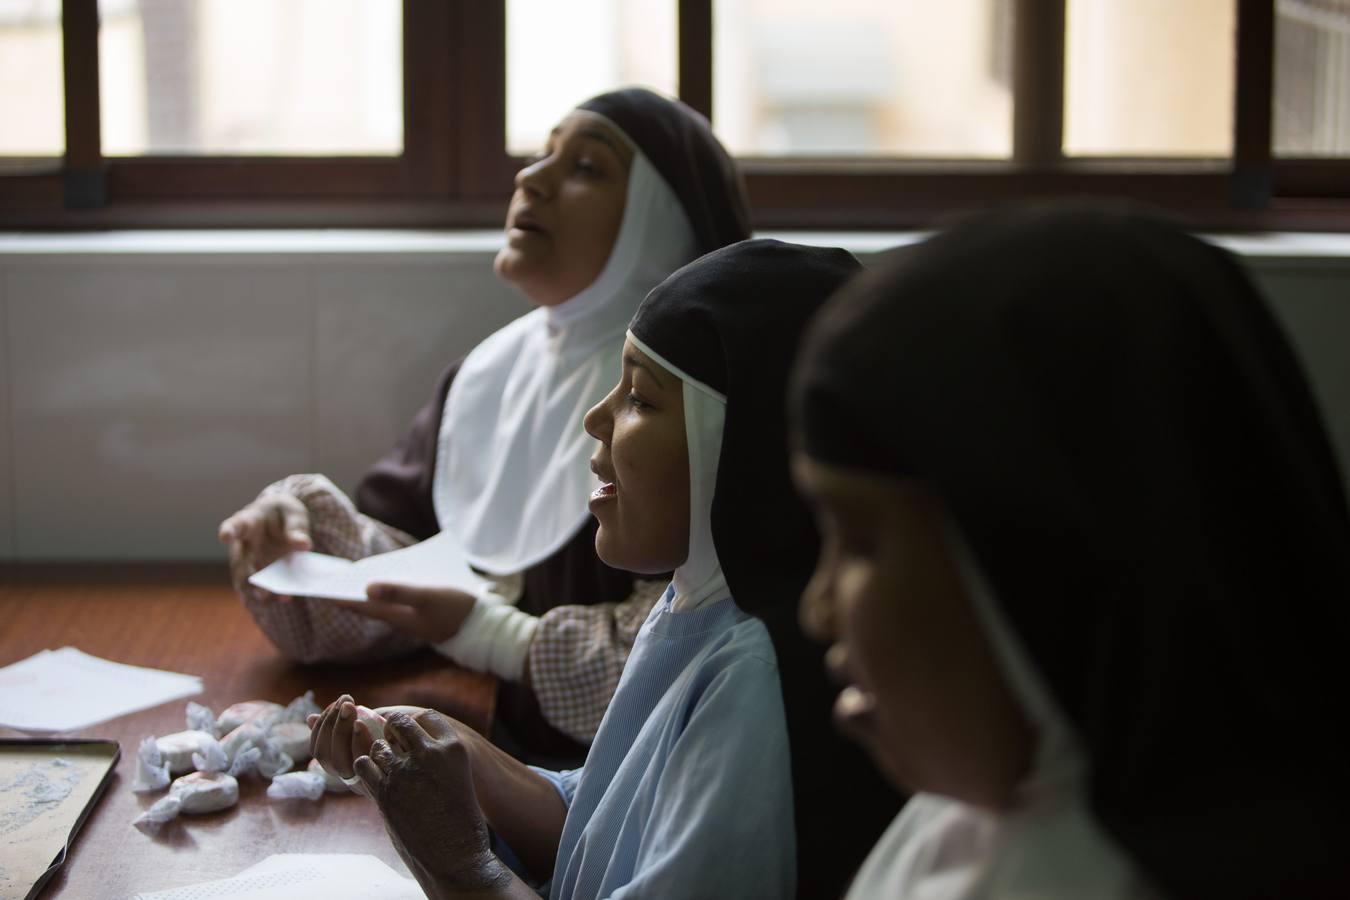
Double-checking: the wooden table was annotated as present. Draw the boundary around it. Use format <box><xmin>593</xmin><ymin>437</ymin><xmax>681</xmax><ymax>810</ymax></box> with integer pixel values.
<box><xmin>0</xmin><ymin>564</ymin><xmax>495</xmax><ymax>898</ymax></box>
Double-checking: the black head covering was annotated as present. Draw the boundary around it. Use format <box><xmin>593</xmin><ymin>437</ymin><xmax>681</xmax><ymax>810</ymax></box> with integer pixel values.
<box><xmin>793</xmin><ymin>203</ymin><xmax>1350</xmax><ymax>900</ymax></box>
<box><xmin>579</xmin><ymin>88</ymin><xmax>751</xmax><ymax>256</ymax></box>
<box><xmin>632</xmin><ymin>239</ymin><xmax>904</xmax><ymax>899</ymax></box>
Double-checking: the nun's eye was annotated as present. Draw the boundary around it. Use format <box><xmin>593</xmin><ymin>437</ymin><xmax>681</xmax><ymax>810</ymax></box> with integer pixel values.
<box><xmin>575</xmin><ymin>157</ymin><xmax>601</xmax><ymax>176</ymax></box>
<box><xmin>626</xmin><ymin>391</ymin><xmax>649</xmax><ymax>410</ymax></box>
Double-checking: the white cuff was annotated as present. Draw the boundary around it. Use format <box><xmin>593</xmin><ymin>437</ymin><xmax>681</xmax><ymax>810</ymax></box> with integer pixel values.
<box><xmin>434</xmin><ymin>599</ymin><xmax>539</xmax><ymax>680</ymax></box>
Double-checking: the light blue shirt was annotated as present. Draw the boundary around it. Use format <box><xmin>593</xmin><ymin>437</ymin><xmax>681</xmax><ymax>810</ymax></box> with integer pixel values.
<box><xmin>535</xmin><ymin>588</ymin><xmax>795</xmax><ymax>899</ymax></box>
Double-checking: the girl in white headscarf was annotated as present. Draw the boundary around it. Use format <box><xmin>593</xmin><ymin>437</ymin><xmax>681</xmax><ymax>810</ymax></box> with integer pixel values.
<box><xmin>218</xmin><ymin>88</ymin><xmax>750</xmax><ymax>761</ymax></box>
<box><xmin>791</xmin><ymin>205</ymin><xmax>1350</xmax><ymax>899</ymax></box>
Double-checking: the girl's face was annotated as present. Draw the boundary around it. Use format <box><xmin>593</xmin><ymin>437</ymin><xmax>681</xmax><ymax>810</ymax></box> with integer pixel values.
<box><xmin>583</xmin><ymin>339</ymin><xmax>690</xmax><ymax>574</ymax></box>
<box><xmin>792</xmin><ymin>456</ymin><xmax>1033</xmax><ymax>810</ymax></box>
<box><xmin>494</xmin><ymin>111</ymin><xmax>633</xmax><ymax>307</ymax></box>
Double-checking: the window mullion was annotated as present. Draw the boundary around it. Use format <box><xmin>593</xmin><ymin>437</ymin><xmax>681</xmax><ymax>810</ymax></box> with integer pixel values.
<box><xmin>678</xmin><ymin>0</ymin><xmax>713</xmax><ymax>119</ymax></box>
<box><xmin>404</xmin><ymin>0</ymin><xmax>456</xmax><ymax>195</ymax></box>
<box><xmin>1233</xmin><ymin>0</ymin><xmax>1274</xmax><ymax>207</ymax></box>
<box><xmin>62</xmin><ymin>0</ymin><xmax>104</xmax><ymax>207</ymax></box>
<box><xmin>1012</xmin><ymin>0</ymin><xmax>1066</xmax><ymax>168</ymax></box>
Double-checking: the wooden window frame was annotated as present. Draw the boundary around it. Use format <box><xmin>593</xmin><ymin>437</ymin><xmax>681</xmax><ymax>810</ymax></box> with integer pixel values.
<box><xmin>1</xmin><ymin>0</ymin><xmax>1347</xmax><ymax>230</ymax></box>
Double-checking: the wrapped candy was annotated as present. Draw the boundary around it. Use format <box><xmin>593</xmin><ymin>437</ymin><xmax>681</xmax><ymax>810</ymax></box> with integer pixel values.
<box><xmin>131</xmin><ymin>736</ymin><xmax>171</xmax><ymax>793</ymax></box>
<box><xmin>185</xmin><ymin>701</ymin><xmax>218</xmax><ymax>737</ymax></box>
<box><xmin>269</xmin><ymin>721</ymin><xmax>312</xmax><ymax>765</ymax></box>
<box><xmin>133</xmin><ymin>771</ymin><xmax>239</xmax><ymax>834</ymax></box>
<box><xmin>267</xmin><ymin>770</ymin><xmax>327</xmax><ymax>801</ymax></box>
<box><xmin>307</xmin><ymin>757</ymin><xmax>351</xmax><ymax>794</ymax></box>
<box><xmin>228</xmin><ymin>745</ymin><xmax>262</xmax><ymax>778</ymax></box>
<box><xmin>277</xmin><ymin>690</ymin><xmax>321</xmax><ymax>725</ymax></box>
<box><xmin>191</xmin><ymin>736</ymin><xmax>229</xmax><ymax>774</ymax></box>
<box><xmin>220</xmin><ymin>721</ymin><xmax>265</xmax><ymax>763</ymax></box>
<box><xmin>354</xmin><ymin>705</ymin><xmax>387</xmax><ymax>743</ymax></box>
<box><xmin>216</xmin><ymin>699</ymin><xmax>283</xmax><ymax>733</ymax></box>
<box><xmin>155</xmin><ymin>730</ymin><xmax>218</xmax><ymax>775</ymax></box>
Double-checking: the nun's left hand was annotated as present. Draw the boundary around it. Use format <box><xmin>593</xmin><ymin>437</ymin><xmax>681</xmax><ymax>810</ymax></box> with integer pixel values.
<box><xmin>355</xmin><ymin>710</ymin><xmax>515</xmax><ymax>895</ymax></box>
<box><xmin>334</xmin><ymin>583</ymin><xmax>476</xmax><ymax>643</ymax></box>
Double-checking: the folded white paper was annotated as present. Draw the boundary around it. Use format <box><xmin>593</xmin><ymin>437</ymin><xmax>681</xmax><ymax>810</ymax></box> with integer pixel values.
<box><xmin>248</xmin><ymin>530</ymin><xmax>490</xmax><ymax>602</ymax></box>
<box><xmin>0</xmin><ymin>647</ymin><xmax>201</xmax><ymax>733</ymax></box>
<box><xmin>131</xmin><ymin>853</ymin><xmax>422</xmax><ymax>899</ymax></box>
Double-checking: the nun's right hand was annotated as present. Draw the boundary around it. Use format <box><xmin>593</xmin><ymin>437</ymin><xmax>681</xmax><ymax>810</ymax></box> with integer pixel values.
<box><xmin>218</xmin><ymin>494</ymin><xmax>312</xmax><ymax>590</ymax></box>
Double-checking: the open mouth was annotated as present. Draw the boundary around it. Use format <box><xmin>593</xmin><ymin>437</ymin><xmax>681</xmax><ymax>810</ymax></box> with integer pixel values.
<box><xmin>590</xmin><ymin>482</ymin><xmax>616</xmax><ymax>502</ymax></box>
<box><xmin>510</xmin><ymin>211</ymin><xmax>546</xmax><ymax>235</ymax></box>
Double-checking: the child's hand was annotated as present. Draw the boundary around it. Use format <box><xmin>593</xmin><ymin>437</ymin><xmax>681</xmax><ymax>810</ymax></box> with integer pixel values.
<box><xmin>218</xmin><ymin>495</ymin><xmax>312</xmax><ymax>590</ymax></box>
<box><xmin>332</xmin><ymin>583</ymin><xmax>477</xmax><ymax>643</ymax></box>
<box><xmin>308</xmin><ymin>694</ymin><xmax>380</xmax><ymax>790</ymax></box>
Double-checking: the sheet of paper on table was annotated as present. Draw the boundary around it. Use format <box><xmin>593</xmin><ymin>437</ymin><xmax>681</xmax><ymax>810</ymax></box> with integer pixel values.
<box><xmin>131</xmin><ymin>853</ymin><xmax>424</xmax><ymax>899</ymax></box>
<box><xmin>248</xmin><ymin>529</ymin><xmax>491</xmax><ymax>602</ymax></box>
<box><xmin>0</xmin><ymin>647</ymin><xmax>201</xmax><ymax>733</ymax></box>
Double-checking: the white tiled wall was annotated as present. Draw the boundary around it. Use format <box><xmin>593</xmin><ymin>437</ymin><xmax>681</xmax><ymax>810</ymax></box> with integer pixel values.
<box><xmin>0</xmin><ymin>237</ymin><xmax>1345</xmax><ymax>560</ymax></box>
<box><xmin>312</xmin><ymin>258</ymin><xmax>528</xmax><ymax>493</ymax></box>
<box><xmin>7</xmin><ymin>261</ymin><xmax>313</xmax><ymax>558</ymax></box>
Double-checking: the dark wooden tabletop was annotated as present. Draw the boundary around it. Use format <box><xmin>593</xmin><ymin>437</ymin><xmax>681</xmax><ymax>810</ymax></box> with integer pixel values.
<box><xmin>0</xmin><ymin>563</ymin><xmax>495</xmax><ymax>899</ymax></box>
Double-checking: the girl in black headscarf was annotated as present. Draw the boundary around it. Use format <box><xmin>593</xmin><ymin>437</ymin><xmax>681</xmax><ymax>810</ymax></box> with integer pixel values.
<box><xmin>220</xmin><ymin>88</ymin><xmax>750</xmax><ymax>761</ymax></box>
<box><xmin>311</xmin><ymin>239</ymin><xmax>899</xmax><ymax>898</ymax></box>
<box><xmin>791</xmin><ymin>203</ymin><xmax>1350</xmax><ymax>899</ymax></box>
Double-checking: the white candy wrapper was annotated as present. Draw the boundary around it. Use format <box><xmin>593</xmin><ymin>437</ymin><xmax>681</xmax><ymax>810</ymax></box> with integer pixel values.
<box><xmin>192</xmin><ymin>736</ymin><xmax>229</xmax><ymax>773</ymax></box>
<box><xmin>220</xmin><ymin>722</ymin><xmax>265</xmax><ymax>762</ymax></box>
<box><xmin>254</xmin><ymin>742</ymin><xmax>294</xmax><ymax>780</ymax></box>
<box><xmin>228</xmin><ymin>746</ymin><xmax>261</xmax><ymax>778</ymax></box>
<box><xmin>278</xmin><ymin>690</ymin><xmax>321</xmax><ymax>725</ymax></box>
<box><xmin>266</xmin><ymin>770</ymin><xmax>326</xmax><ymax>801</ymax></box>
<box><xmin>218</xmin><ymin>720</ymin><xmax>291</xmax><ymax>778</ymax></box>
<box><xmin>131</xmin><ymin>736</ymin><xmax>171</xmax><ymax>793</ymax></box>
<box><xmin>216</xmin><ymin>699</ymin><xmax>283</xmax><ymax>733</ymax></box>
<box><xmin>185</xmin><ymin>701</ymin><xmax>218</xmax><ymax>737</ymax></box>
<box><xmin>307</xmin><ymin>757</ymin><xmax>351</xmax><ymax>794</ymax></box>
<box><xmin>133</xmin><ymin>771</ymin><xmax>239</xmax><ymax>834</ymax></box>
<box><xmin>218</xmin><ymin>723</ymin><xmax>263</xmax><ymax>766</ymax></box>
<box><xmin>156</xmin><ymin>730</ymin><xmax>218</xmax><ymax>775</ymax></box>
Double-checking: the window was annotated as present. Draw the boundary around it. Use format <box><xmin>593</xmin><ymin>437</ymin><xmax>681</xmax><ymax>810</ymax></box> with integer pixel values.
<box><xmin>1275</xmin><ymin>0</ymin><xmax>1350</xmax><ymax>156</ymax></box>
<box><xmin>99</xmin><ymin>0</ymin><xmax>403</xmax><ymax>157</ymax></box>
<box><xmin>712</xmin><ymin>0</ymin><xmax>1012</xmax><ymax>157</ymax></box>
<box><xmin>0</xmin><ymin>0</ymin><xmax>65</xmax><ymax>163</ymax></box>
<box><xmin>1</xmin><ymin>0</ymin><xmax>1347</xmax><ymax>229</ymax></box>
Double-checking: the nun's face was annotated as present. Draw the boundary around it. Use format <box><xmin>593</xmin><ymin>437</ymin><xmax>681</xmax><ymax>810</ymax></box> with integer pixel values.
<box><xmin>494</xmin><ymin>111</ymin><xmax>633</xmax><ymax>307</ymax></box>
<box><xmin>583</xmin><ymin>339</ymin><xmax>690</xmax><ymax>574</ymax></box>
<box><xmin>793</xmin><ymin>456</ymin><xmax>1033</xmax><ymax>810</ymax></box>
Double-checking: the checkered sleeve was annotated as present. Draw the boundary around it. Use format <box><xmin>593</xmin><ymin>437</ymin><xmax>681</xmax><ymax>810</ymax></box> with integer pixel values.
<box><xmin>240</xmin><ymin>473</ymin><xmax>427</xmax><ymax>664</ymax></box>
<box><xmin>526</xmin><ymin>579</ymin><xmax>669</xmax><ymax>743</ymax></box>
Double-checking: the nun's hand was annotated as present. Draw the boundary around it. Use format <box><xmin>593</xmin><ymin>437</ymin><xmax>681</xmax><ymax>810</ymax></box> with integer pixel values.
<box><xmin>218</xmin><ymin>494</ymin><xmax>312</xmax><ymax>591</ymax></box>
<box><xmin>355</xmin><ymin>710</ymin><xmax>515</xmax><ymax>894</ymax></box>
<box><xmin>333</xmin><ymin>583</ymin><xmax>477</xmax><ymax>644</ymax></box>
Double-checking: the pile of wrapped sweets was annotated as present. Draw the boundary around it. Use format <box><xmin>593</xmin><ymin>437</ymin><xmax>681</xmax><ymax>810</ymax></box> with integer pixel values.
<box><xmin>131</xmin><ymin>691</ymin><xmax>356</xmax><ymax>834</ymax></box>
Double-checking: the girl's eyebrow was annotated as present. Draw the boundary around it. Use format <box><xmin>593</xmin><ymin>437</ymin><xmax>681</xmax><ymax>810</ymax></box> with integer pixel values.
<box><xmin>624</xmin><ymin>353</ymin><xmax>667</xmax><ymax>390</ymax></box>
<box><xmin>550</xmin><ymin>124</ymin><xmax>629</xmax><ymax>163</ymax></box>
<box><xmin>576</xmin><ymin>128</ymin><xmax>627</xmax><ymax>159</ymax></box>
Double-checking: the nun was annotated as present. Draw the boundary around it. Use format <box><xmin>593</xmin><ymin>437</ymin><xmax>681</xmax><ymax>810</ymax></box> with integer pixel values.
<box><xmin>311</xmin><ymin>239</ymin><xmax>901</xmax><ymax>898</ymax></box>
<box><xmin>790</xmin><ymin>204</ymin><xmax>1350</xmax><ymax>899</ymax></box>
<box><xmin>219</xmin><ymin>88</ymin><xmax>750</xmax><ymax>760</ymax></box>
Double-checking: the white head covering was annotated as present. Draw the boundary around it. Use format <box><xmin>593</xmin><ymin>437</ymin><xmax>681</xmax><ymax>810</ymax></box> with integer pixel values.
<box><xmin>432</xmin><ymin>129</ymin><xmax>697</xmax><ymax>575</ymax></box>
<box><xmin>846</xmin><ymin>523</ymin><xmax>1157</xmax><ymax>900</ymax></box>
<box><xmin>626</xmin><ymin>330</ymin><xmax>729</xmax><ymax>612</ymax></box>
